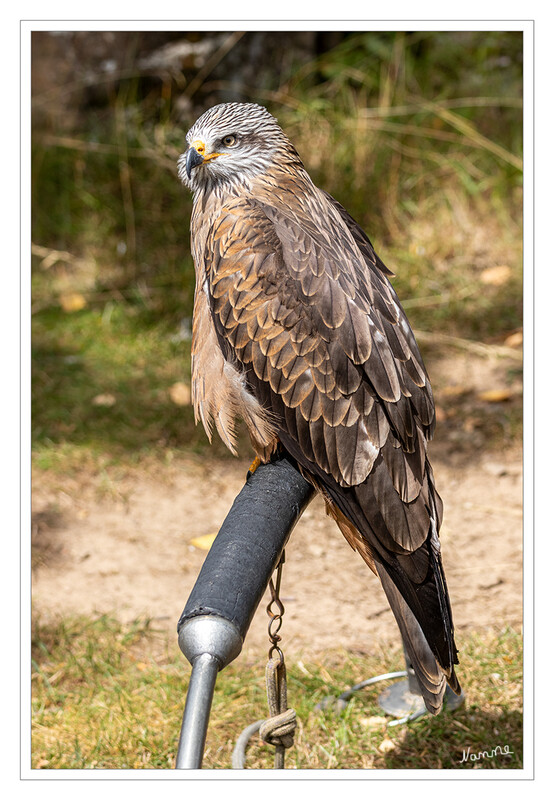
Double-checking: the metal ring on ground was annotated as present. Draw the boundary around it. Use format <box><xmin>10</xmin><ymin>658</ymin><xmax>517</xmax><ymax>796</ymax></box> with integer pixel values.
<box><xmin>232</xmin><ymin>720</ymin><xmax>264</xmax><ymax>769</ymax></box>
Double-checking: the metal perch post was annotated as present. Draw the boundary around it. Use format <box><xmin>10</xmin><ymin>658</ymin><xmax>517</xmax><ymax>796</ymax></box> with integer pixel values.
<box><xmin>175</xmin><ymin>456</ymin><xmax>315</xmax><ymax>769</ymax></box>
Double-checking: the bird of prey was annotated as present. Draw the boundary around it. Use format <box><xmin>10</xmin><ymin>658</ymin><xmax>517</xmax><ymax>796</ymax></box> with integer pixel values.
<box><xmin>178</xmin><ymin>102</ymin><xmax>460</xmax><ymax>714</ymax></box>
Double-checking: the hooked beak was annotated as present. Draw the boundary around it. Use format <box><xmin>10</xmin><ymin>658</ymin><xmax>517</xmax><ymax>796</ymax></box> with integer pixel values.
<box><xmin>184</xmin><ymin>139</ymin><xmax>225</xmax><ymax>179</ymax></box>
<box><xmin>185</xmin><ymin>145</ymin><xmax>205</xmax><ymax>179</ymax></box>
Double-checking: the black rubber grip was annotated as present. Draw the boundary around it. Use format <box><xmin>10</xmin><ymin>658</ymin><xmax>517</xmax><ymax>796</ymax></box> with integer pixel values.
<box><xmin>177</xmin><ymin>455</ymin><xmax>315</xmax><ymax>641</ymax></box>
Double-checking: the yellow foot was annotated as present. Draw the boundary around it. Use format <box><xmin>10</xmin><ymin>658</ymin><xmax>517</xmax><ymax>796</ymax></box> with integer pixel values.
<box><xmin>248</xmin><ymin>456</ymin><xmax>261</xmax><ymax>475</ymax></box>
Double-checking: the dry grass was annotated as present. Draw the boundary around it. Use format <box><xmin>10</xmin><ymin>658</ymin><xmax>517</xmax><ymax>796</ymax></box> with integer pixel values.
<box><xmin>31</xmin><ymin>615</ymin><xmax>523</xmax><ymax>771</ymax></box>
<box><xmin>29</xmin><ymin>34</ymin><xmax>524</xmax><ymax>774</ymax></box>
<box><xmin>31</xmin><ymin>32</ymin><xmax>522</xmax><ymax>475</ymax></box>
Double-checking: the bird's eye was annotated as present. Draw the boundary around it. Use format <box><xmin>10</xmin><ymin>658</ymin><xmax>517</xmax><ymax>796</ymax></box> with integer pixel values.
<box><xmin>221</xmin><ymin>135</ymin><xmax>237</xmax><ymax>147</ymax></box>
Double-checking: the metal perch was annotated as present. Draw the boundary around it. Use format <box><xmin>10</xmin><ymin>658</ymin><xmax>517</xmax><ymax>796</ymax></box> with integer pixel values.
<box><xmin>175</xmin><ymin>455</ymin><xmax>315</xmax><ymax>769</ymax></box>
<box><xmin>174</xmin><ymin>454</ymin><xmax>463</xmax><ymax>769</ymax></box>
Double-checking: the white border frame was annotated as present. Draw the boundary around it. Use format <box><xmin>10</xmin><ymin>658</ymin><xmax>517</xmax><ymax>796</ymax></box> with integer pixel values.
<box><xmin>16</xmin><ymin>11</ymin><xmax>538</xmax><ymax>791</ymax></box>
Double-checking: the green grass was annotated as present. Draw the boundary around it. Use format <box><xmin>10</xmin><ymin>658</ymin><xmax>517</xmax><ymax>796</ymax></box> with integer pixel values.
<box><xmin>30</xmin><ymin>34</ymin><xmax>525</xmax><ymax>773</ymax></box>
<box><xmin>31</xmin><ymin>615</ymin><xmax>523</xmax><ymax>770</ymax></box>
<box><xmin>30</xmin><ymin>31</ymin><xmax>523</xmax><ymax>475</ymax></box>
<box><xmin>31</xmin><ymin>294</ymin><xmax>242</xmax><ymax>473</ymax></box>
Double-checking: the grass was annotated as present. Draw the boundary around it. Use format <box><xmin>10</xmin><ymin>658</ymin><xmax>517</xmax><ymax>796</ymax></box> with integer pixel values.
<box><xmin>30</xmin><ymin>31</ymin><xmax>523</xmax><ymax>476</ymax></box>
<box><xmin>31</xmin><ymin>289</ymin><xmax>241</xmax><ymax>473</ymax></box>
<box><xmin>29</xmin><ymin>35</ymin><xmax>524</xmax><ymax>774</ymax></box>
<box><xmin>31</xmin><ymin>615</ymin><xmax>523</xmax><ymax>770</ymax></box>
<box><xmin>31</xmin><ymin>220</ymin><xmax>523</xmax><ymax>476</ymax></box>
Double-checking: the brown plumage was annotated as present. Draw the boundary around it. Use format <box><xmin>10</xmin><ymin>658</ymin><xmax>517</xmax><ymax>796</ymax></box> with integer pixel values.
<box><xmin>178</xmin><ymin>102</ymin><xmax>460</xmax><ymax>713</ymax></box>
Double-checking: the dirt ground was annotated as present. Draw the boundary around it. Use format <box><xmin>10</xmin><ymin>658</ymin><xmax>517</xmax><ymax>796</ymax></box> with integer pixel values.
<box><xmin>31</xmin><ymin>349</ymin><xmax>523</xmax><ymax>667</ymax></box>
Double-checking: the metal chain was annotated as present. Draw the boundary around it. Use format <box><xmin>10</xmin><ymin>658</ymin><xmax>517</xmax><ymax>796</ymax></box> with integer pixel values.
<box><xmin>266</xmin><ymin>552</ymin><xmax>286</xmax><ymax>662</ymax></box>
<box><xmin>259</xmin><ymin>551</ymin><xmax>297</xmax><ymax>768</ymax></box>
<box><xmin>231</xmin><ymin>552</ymin><xmax>297</xmax><ymax>769</ymax></box>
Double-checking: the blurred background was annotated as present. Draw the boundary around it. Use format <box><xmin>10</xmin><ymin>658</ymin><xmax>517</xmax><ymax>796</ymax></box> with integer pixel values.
<box><xmin>31</xmin><ymin>30</ymin><xmax>524</xmax><ymax>770</ymax></box>
<box><xmin>31</xmin><ymin>29</ymin><xmax>523</xmax><ymax>466</ymax></box>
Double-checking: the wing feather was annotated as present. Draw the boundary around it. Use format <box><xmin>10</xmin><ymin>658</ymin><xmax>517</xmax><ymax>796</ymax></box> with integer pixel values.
<box><xmin>196</xmin><ymin>191</ymin><xmax>458</xmax><ymax>700</ymax></box>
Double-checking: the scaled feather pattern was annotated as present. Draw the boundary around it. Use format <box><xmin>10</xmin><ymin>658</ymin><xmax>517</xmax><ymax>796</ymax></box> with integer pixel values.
<box><xmin>179</xmin><ymin>102</ymin><xmax>460</xmax><ymax>713</ymax></box>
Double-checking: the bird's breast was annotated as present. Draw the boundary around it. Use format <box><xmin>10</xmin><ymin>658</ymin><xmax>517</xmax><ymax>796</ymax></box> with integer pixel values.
<box><xmin>191</xmin><ymin>282</ymin><xmax>278</xmax><ymax>458</ymax></box>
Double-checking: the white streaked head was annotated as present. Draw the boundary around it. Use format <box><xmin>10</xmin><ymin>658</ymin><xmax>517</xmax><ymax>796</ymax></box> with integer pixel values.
<box><xmin>177</xmin><ymin>102</ymin><xmax>299</xmax><ymax>192</ymax></box>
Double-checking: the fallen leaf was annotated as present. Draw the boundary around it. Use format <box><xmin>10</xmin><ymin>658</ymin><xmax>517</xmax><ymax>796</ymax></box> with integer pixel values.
<box><xmin>480</xmin><ymin>265</ymin><xmax>511</xmax><ymax>286</ymax></box>
<box><xmin>478</xmin><ymin>389</ymin><xmax>512</xmax><ymax>403</ymax></box>
<box><xmin>441</xmin><ymin>385</ymin><xmax>467</xmax><ymax>398</ymax></box>
<box><xmin>59</xmin><ymin>292</ymin><xmax>87</xmax><ymax>312</ymax></box>
<box><xmin>189</xmin><ymin>533</ymin><xmax>217</xmax><ymax>551</ymax></box>
<box><xmin>169</xmin><ymin>381</ymin><xmax>191</xmax><ymax>406</ymax></box>
<box><xmin>379</xmin><ymin>738</ymin><xmax>396</xmax><ymax>753</ymax></box>
<box><xmin>504</xmin><ymin>330</ymin><xmax>523</xmax><ymax>348</ymax></box>
<box><xmin>92</xmin><ymin>393</ymin><xmax>116</xmax><ymax>407</ymax></box>
<box><xmin>360</xmin><ymin>715</ymin><xmax>387</xmax><ymax>730</ymax></box>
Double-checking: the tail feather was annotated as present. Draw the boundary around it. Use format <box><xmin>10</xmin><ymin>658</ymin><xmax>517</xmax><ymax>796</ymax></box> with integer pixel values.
<box><xmin>376</xmin><ymin>561</ymin><xmax>460</xmax><ymax>714</ymax></box>
<box><xmin>276</xmin><ymin>439</ymin><xmax>461</xmax><ymax>714</ymax></box>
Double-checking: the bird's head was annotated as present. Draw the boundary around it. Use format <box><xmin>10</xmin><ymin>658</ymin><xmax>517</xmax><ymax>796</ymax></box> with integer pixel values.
<box><xmin>178</xmin><ymin>102</ymin><xmax>300</xmax><ymax>192</ymax></box>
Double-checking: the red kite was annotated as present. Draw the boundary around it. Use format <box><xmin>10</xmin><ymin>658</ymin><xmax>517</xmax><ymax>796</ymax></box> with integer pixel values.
<box><xmin>179</xmin><ymin>102</ymin><xmax>460</xmax><ymax>713</ymax></box>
